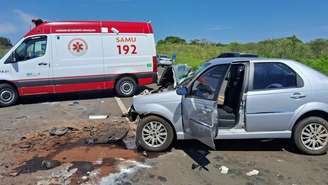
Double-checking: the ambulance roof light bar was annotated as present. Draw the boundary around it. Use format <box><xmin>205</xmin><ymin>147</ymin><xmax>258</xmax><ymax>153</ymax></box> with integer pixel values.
<box><xmin>32</xmin><ymin>19</ymin><xmax>47</xmax><ymax>27</ymax></box>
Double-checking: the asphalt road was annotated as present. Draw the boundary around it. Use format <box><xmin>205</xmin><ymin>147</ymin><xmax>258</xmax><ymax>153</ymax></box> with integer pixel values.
<box><xmin>0</xmin><ymin>83</ymin><xmax>327</xmax><ymax>185</ymax></box>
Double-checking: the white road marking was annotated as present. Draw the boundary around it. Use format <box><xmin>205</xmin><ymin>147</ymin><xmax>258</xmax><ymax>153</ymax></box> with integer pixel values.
<box><xmin>114</xmin><ymin>97</ymin><xmax>128</xmax><ymax>115</ymax></box>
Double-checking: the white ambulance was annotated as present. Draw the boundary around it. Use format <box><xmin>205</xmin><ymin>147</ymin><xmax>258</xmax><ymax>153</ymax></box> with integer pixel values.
<box><xmin>0</xmin><ymin>20</ymin><xmax>158</xmax><ymax>107</ymax></box>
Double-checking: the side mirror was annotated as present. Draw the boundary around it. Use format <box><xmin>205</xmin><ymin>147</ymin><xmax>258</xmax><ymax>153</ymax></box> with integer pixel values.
<box><xmin>176</xmin><ymin>86</ymin><xmax>188</xmax><ymax>96</ymax></box>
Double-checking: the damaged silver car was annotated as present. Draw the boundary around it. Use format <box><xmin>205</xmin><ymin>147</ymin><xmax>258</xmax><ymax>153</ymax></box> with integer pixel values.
<box><xmin>128</xmin><ymin>57</ymin><xmax>328</xmax><ymax>155</ymax></box>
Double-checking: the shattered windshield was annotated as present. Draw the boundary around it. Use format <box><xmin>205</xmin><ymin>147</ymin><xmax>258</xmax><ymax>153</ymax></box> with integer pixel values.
<box><xmin>173</xmin><ymin>64</ymin><xmax>192</xmax><ymax>82</ymax></box>
<box><xmin>178</xmin><ymin>62</ymin><xmax>211</xmax><ymax>86</ymax></box>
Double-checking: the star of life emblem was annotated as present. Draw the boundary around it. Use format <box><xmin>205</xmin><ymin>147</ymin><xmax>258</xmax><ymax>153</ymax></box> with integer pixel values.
<box><xmin>68</xmin><ymin>38</ymin><xmax>88</xmax><ymax>56</ymax></box>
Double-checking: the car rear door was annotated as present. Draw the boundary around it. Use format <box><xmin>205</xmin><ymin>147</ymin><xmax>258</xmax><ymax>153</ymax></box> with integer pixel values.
<box><xmin>182</xmin><ymin>64</ymin><xmax>229</xmax><ymax>148</ymax></box>
<box><xmin>246</xmin><ymin>62</ymin><xmax>306</xmax><ymax>131</ymax></box>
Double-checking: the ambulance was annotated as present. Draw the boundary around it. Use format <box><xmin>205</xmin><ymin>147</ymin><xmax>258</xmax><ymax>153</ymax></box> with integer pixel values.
<box><xmin>0</xmin><ymin>19</ymin><xmax>158</xmax><ymax>107</ymax></box>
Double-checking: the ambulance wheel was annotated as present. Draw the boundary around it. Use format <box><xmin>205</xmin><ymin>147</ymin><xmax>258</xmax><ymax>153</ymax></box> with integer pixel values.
<box><xmin>0</xmin><ymin>83</ymin><xmax>18</xmax><ymax>107</ymax></box>
<box><xmin>115</xmin><ymin>77</ymin><xmax>137</xmax><ymax>97</ymax></box>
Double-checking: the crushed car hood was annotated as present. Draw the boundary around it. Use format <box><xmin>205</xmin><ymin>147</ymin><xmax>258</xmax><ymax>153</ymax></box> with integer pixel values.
<box><xmin>158</xmin><ymin>64</ymin><xmax>192</xmax><ymax>88</ymax></box>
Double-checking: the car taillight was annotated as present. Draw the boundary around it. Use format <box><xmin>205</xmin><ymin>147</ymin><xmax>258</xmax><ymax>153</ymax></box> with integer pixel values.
<box><xmin>152</xmin><ymin>56</ymin><xmax>158</xmax><ymax>72</ymax></box>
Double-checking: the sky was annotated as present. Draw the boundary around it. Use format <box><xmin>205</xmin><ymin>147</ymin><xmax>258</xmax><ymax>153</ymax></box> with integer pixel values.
<box><xmin>0</xmin><ymin>0</ymin><xmax>328</xmax><ymax>44</ymax></box>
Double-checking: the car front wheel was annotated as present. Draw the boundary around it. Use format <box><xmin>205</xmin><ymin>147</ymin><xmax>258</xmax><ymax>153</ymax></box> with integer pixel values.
<box><xmin>294</xmin><ymin>116</ymin><xmax>328</xmax><ymax>155</ymax></box>
<box><xmin>136</xmin><ymin>116</ymin><xmax>174</xmax><ymax>152</ymax></box>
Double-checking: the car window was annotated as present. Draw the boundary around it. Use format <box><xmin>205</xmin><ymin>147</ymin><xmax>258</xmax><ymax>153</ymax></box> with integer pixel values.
<box><xmin>191</xmin><ymin>64</ymin><xmax>229</xmax><ymax>100</ymax></box>
<box><xmin>253</xmin><ymin>62</ymin><xmax>301</xmax><ymax>90</ymax></box>
<box><xmin>14</xmin><ymin>36</ymin><xmax>47</xmax><ymax>62</ymax></box>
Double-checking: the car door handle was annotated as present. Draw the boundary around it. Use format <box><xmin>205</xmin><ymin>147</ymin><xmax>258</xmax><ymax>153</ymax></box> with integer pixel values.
<box><xmin>38</xmin><ymin>62</ymin><xmax>48</xmax><ymax>66</ymax></box>
<box><xmin>290</xmin><ymin>92</ymin><xmax>306</xmax><ymax>99</ymax></box>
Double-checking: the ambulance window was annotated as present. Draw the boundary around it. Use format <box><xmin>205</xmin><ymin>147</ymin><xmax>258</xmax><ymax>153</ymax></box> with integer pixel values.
<box><xmin>14</xmin><ymin>36</ymin><xmax>47</xmax><ymax>62</ymax></box>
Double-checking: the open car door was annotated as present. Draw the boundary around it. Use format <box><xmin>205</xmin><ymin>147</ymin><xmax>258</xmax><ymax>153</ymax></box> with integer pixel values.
<box><xmin>182</xmin><ymin>64</ymin><xmax>229</xmax><ymax>148</ymax></box>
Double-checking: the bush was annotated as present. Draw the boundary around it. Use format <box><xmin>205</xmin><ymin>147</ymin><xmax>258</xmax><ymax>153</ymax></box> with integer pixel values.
<box><xmin>158</xmin><ymin>36</ymin><xmax>186</xmax><ymax>45</ymax></box>
<box><xmin>0</xmin><ymin>37</ymin><xmax>12</xmax><ymax>48</ymax></box>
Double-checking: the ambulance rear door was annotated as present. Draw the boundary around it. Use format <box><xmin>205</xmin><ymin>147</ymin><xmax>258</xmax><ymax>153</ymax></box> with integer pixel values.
<box><xmin>102</xmin><ymin>33</ymin><xmax>156</xmax><ymax>75</ymax></box>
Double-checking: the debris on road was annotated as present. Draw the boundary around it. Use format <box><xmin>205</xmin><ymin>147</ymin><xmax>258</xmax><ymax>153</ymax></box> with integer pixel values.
<box><xmin>18</xmin><ymin>142</ymin><xmax>32</xmax><ymax>149</ymax></box>
<box><xmin>89</xmin><ymin>115</ymin><xmax>109</xmax><ymax>120</ymax></box>
<box><xmin>81</xmin><ymin>175</ymin><xmax>88</xmax><ymax>181</ymax></box>
<box><xmin>246</xmin><ymin>169</ymin><xmax>259</xmax><ymax>176</ymax></box>
<box><xmin>41</xmin><ymin>160</ymin><xmax>61</xmax><ymax>169</ymax></box>
<box><xmin>85</xmin><ymin>126</ymin><xmax>129</xmax><ymax>144</ymax></box>
<box><xmin>8</xmin><ymin>171</ymin><xmax>20</xmax><ymax>177</ymax></box>
<box><xmin>143</xmin><ymin>151</ymin><xmax>148</xmax><ymax>157</ymax></box>
<box><xmin>69</xmin><ymin>101</ymin><xmax>80</xmax><ymax>106</ymax></box>
<box><xmin>8</xmin><ymin>118</ymin><xmax>153</xmax><ymax>184</ymax></box>
<box><xmin>36</xmin><ymin>163</ymin><xmax>78</xmax><ymax>185</ymax></box>
<box><xmin>49</xmin><ymin>127</ymin><xmax>76</xmax><ymax>136</ymax></box>
<box><xmin>15</xmin><ymin>116</ymin><xmax>28</xmax><ymax>120</ymax></box>
<box><xmin>219</xmin><ymin>165</ymin><xmax>229</xmax><ymax>174</ymax></box>
<box><xmin>140</xmin><ymin>89</ymin><xmax>151</xmax><ymax>95</ymax></box>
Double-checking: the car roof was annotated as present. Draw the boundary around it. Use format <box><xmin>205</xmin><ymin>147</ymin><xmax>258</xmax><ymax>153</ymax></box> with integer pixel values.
<box><xmin>207</xmin><ymin>57</ymin><xmax>260</xmax><ymax>65</ymax></box>
<box><xmin>207</xmin><ymin>57</ymin><xmax>328</xmax><ymax>81</ymax></box>
<box><xmin>207</xmin><ymin>57</ymin><xmax>294</xmax><ymax>65</ymax></box>
<box><xmin>217</xmin><ymin>52</ymin><xmax>258</xmax><ymax>58</ymax></box>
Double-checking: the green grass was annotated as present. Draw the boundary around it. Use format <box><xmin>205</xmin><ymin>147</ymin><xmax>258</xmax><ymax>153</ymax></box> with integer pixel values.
<box><xmin>157</xmin><ymin>43</ymin><xmax>224</xmax><ymax>68</ymax></box>
<box><xmin>157</xmin><ymin>43</ymin><xmax>328</xmax><ymax>75</ymax></box>
<box><xmin>302</xmin><ymin>57</ymin><xmax>328</xmax><ymax>75</ymax></box>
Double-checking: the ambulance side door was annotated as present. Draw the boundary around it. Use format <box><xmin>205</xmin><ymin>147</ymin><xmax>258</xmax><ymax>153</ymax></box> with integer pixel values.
<box><xmin>51</xmin><ymin>34</ymin><xmax>104</xmax><ymax>93</ymax></box>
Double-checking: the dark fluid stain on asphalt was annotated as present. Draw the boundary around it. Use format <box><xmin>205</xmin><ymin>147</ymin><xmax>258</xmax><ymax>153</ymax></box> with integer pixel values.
<box><xmin>69</xmin><ymin>161</ymin><xmax>95</xmax><ymax>174</ymax></box>
<box><xmin>14</xmin><ymin>136</ymin><xmax>165</xmax><ymax>179</ymax></box>
<box><xmin>14</xmin><ymin>157</ymin><xmax>61</xmax><ymax>174</ymax></box>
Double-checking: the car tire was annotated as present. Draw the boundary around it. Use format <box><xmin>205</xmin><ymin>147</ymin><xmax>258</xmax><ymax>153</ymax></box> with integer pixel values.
<box><xmin>115</xmin><ymin>77</ymin><xmax>137</xmax><ymax>97</ymax></box>
<box><xmin>136</xmin><ymin>116</ymin><xmax>174</xmax><ymax>152</ymax></box>
<box><xmin>0</xmin><ymin>83</ymin><xmax>18</xmax><ymax>107</ymax></box>
<box><xmin>294</xmin><ymin>116</ymin><xmax>328</xmax><ymax>155</ymax></box>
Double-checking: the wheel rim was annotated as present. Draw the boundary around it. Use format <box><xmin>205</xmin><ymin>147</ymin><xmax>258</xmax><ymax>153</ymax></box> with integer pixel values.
<box><xmin>301</xmin><ymin>123</ymin><xmax>328</xmax><ymax>151</ymax></box>
<box><xmin>120</xmin><ymin>81</ymin><xmax>133</xmax><ymax>95</ymax></box>
<box><xmin>0</xmin><ymin>89</ymin><xmax>15</xmax><ymax>103</ymax></box>
<box><xmin>142</xmin><ymin>121</ymin><xmax>168</xmax><ymax>148</ymax></box>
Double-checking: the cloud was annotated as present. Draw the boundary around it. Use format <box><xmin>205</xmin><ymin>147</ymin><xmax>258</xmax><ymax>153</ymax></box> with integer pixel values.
<box><xmin>209</xmin><ymin>26</ymin><xmax>231</xmax><ymax>31</ymax></box>
<box><xmin>13</xmin><ymin>9</ymin><xmax>37</xmax><ymax>26</ymax></box>
<box><xmin>0</xmin><ymin>23</ymin><xmax>17</xmax><ymax>34</ymax></box>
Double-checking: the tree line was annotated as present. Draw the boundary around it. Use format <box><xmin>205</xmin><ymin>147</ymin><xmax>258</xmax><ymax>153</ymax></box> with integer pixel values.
<box><xmin>0</xmin><ymin>37</ymin><xmax>12</xmax><ymax>48</ymax></box>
